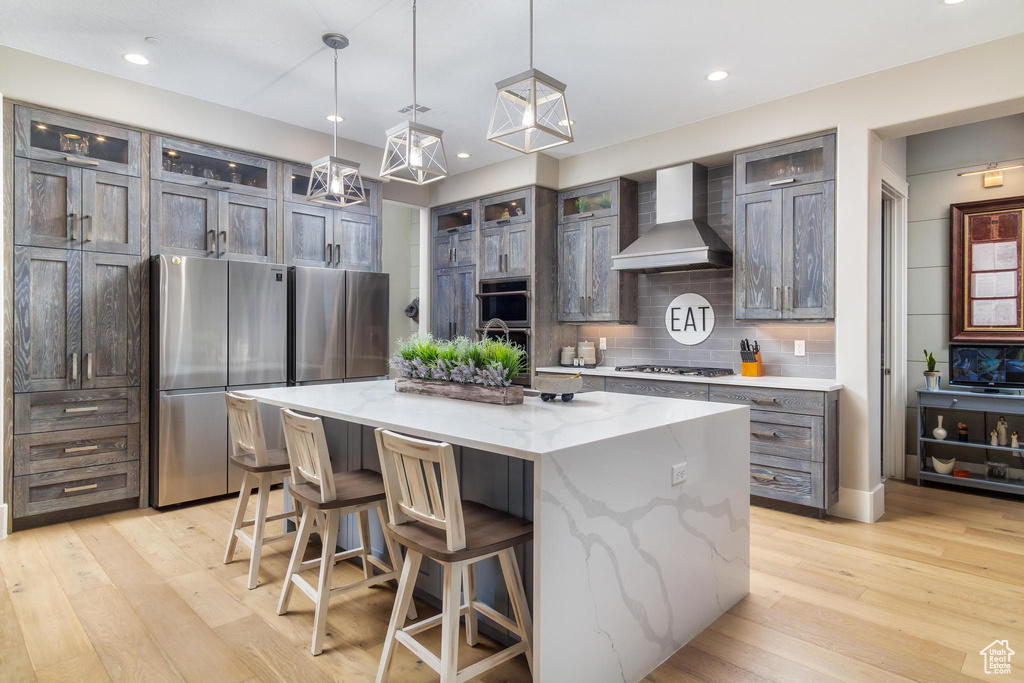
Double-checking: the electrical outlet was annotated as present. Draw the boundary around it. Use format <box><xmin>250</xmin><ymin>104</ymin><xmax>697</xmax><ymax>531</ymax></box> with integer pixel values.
<box><xmin>671</xmin><ymin>463</ymin><xmax>687</xmax><ymax>486</ymax></box>
<box><xmin>794</xmin><ymin>340</ymin><xmax>806</xmax><ymax>357</ymax></box>
<box><xmin>599</xmin><ymin>337</ymin><xmax>607</xmax><ymax>350</ymax></box>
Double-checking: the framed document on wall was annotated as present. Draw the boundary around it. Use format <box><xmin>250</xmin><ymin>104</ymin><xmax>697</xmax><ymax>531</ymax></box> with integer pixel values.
<box><xmin>950</xmin><ymin>195</ymin><xmax>1024</xmax><ymax>342</ymax></box>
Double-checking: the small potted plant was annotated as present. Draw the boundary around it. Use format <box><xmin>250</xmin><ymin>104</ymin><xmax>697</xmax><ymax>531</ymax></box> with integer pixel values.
<box><xmin>923</xmin><ymin>349</ymin><xmax>940</xmax><ymax>391</ymax></box>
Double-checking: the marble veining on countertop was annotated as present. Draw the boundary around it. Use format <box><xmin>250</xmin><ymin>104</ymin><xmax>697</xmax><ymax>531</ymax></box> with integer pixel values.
<box><xmin>235</xmin><ymin>380</ymin><xmax>748</xmax><ymax>461</ymax></box>
<box><xmin>536</xmin><ymin>366</ymin><xmax>843</xmax><ymax>392</ymax></box>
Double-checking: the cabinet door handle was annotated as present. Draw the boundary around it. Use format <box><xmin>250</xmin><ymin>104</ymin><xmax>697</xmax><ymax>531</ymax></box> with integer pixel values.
<box><xmin>64</xmin><ymin>445</ymin><xmax>99</xmax><ymax>454</ymax></box>
<box><xmin>64</xmin><ymin>406</ymin><xmax>99</xmax><ymax>414</ymax></box>
<box><xmin>82</xmin><ymin>215</ymin><xmax>93</xmax><ymax>242</ymax></box>
<box><xmin>334</xmin><ymin>243</ymin><xmax>341</xmax><ymax>265</ymax></box>
<box><xmin>325</xmin><ymin>241</ymin><xmax>333</xmax><ymax>264</ymax></box>
<box><xmin>69</xmin><ymin>213</ymin><xmax>79</xmax><ymax>241</ymax></box>
<box><xmin>449</xmin><ymin>247</ymin><xmax>455</xmax><ymax>262</ymax></box>
<box><xmin>497</xmin><ymin>218</ymin><xmax>510</xmax><ymax>225</ymax></box>
<box><xmin>207</xmin><ymin>229</ymin><xmax>216</xmax><ymax>254</ymax></box>
<box><xmin>85</xmin><ymin>353</ymin><xmax>93</xmax><ymax>381</ymax></box>
<box><xmin>751</xmin><ymin>472</ymin><xmax>776</xmax><ymax>482</ymax></box>
<box><xmin>63</xmin><ymin>483</ymin><xmax>99</xmax><ymax>493</ymax></box>
<box><xmin>768</xmin><ymin>178</ymin><xmax>796</xmax><ymax>186</ymax></box>
<box><xmin>750</xmin><ymin>397</ymin><xmax>778</xmax><ymax>405</ymax></box>
<box><xmin>751</xmin><ymin>430</ymin><xmax>779</xmax><ymax>438</ymax></box>
<box><xmin>446</xmin><ymin>227</ymin><xmax>459</xmax><ymax>233</ymax></box>
<box><xmin>70</xmin><ymin>353</ymin><xmax>78</xmax><ymax>381</ymax></box>
<box><xmin>784</xmin><ymin>285</ymin><xmax>792</xmax><ymax>311</ymax></box>
<box><xmin>772</xmin><ymin>286</ymin><xmax>780</xmax><ymax>311</ymax></box>
<box><xmin>575</xmin><ymin>211</ymin><xmax>594</xmax><ymax>219</ymax></box>
<box><xmin>219</xmin><ymin>230</ymin><xmax>227</xmax><ymax>256</ymax></box>
<box><xmin>579</xmin><ymin>296</ymin><xmax>585</xmax><ymax>315</ymax></box>
<box><xmin>206</xmin><ymin>180</ymin><xmax>232</xmax><ymax>190</ymax></box>
<box><xmin>64</xmin><ymin>155</ymin><xmax>99</xmax><ymax>167</ymax></box>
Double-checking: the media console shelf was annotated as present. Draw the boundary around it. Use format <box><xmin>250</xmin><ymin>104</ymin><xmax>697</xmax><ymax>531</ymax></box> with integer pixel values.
<box><xmin>917</xmin><ymin>389</ymin><xmax>1024</xmax><ymax>496</ymax></box>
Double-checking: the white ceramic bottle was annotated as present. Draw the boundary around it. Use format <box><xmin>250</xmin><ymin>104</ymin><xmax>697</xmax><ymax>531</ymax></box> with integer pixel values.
<box><xmin>932</xmin><ymin>415</ymin><xmax>947</xmax><ymax>441</ymax></box>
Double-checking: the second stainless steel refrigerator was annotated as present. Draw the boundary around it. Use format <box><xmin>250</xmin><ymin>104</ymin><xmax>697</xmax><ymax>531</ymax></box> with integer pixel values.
<box><xmin>151</xmin><ymin>256</ymin><xmax>287</xmax><ymax>507</ymax></box>
<box><xmin>290</xmin><ymin>267</ymin><xmax>389</xmax><ymax>383</ymax></box>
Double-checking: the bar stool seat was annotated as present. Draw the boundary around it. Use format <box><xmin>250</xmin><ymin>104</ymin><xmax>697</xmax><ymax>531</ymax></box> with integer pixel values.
<box><xmin>288</xmin><ymin>469</ymin><xmax>388</xmax><ymax>510</ymax></box>
<box><xmin>385</xmin><ymin>500</ymin><xmax>532</xmax><ymax>563</ymax></box>
<box><xmin>229</xmin><ymin>447</ymin><xmax>291</xmax><ymax>473</ymax></box>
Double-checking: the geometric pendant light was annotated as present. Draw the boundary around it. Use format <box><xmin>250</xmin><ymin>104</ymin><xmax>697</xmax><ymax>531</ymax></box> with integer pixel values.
<box><xmin>486</xmin><ymin>0</ymin><xmax>573</xmax><ymax>154</ymax></box>
<box><xmin>307</xmin><ymin>32</ymin><xmax>367</xmax><ymax>207</ymax></box>
<box><xmin>380</xmin><ymin>0</ymin><xmax>449</xmax><ymax>185</ymax></box>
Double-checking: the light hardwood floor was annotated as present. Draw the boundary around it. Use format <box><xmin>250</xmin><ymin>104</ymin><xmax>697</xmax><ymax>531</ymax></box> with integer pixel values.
<box><xmin>1</xmin><ymin>479</ymin><xmax>1023</xmax><ymax>682</ymax></box>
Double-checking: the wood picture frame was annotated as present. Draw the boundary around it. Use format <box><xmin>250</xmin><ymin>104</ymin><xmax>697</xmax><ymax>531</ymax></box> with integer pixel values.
<box><xmin>950</xmin><ymin>195</ymin><xmax>1024</xmax><ymax>342</ymax></box>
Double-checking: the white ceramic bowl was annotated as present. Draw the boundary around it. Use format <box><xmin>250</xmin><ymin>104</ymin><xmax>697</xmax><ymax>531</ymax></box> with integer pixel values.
<box><xmin>932</xmin><ymin>457</ymin><xmax>956</xmax><ymax>475</ymax></box>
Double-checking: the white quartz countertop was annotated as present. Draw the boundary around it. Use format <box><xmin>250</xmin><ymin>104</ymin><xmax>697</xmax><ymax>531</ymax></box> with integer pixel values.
<box><xmin>235</xmin><ymin>379</ymin><xmax>746</xmax><ymax>461</ymax></box>
<box><xmin>536</xmin><ymin>365</ymin><xmax>843</xmax><ymax>392</ymax></box>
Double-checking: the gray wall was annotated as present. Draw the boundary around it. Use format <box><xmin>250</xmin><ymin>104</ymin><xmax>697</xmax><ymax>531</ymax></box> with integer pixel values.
<box><xmin>904</xmin><ymin>113</ymin><xmax>1024</xmax><ymax>456</ymax></box>
<box><xmin>577</xmin><ymin>167</ymin><xmax>836</xmax><ymax>378</ymax></box>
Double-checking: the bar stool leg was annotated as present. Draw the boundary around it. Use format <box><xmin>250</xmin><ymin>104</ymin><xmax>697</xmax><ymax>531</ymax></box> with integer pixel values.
<box><xmin>376</xmin><ymin>549</ymin><xmax>423</xmax><ymax>683</ymax></box>
<box><xmin>246</xmin><ymin>473</ymin><xmax>272</xmax><ymax>589</ymax></box>
<box><xmin>463</xmin><ymin>564</ymin><xmax>478</xmax><ymax>646</ymax></box>
<box><xmin>440</xmin><ymin>562</ymin><xmax>463</xmax><ymax>683</ymax></box>
<box><xmin>358</xmin><ymin>509</ymin><xmax>372</xmax><ymax>580</ymax></box>
<box><xmin>377</xmin><ymin>505</ymin><xmax>417</xmax><ymax>621</ymax></box>
<box><xmin>500</xmin><ymin>548</ymin><xmax>534</xmax><ymax>675</ymax></box>
<box><xmin>278</xmin><ymin>505</ymin><xmax>315</xmax><ymax>616</ymax></box>
<box><xmin>224</xmin><ymin>471</ymin><xmax>252</xmax><ymax>564</ymax></box>
<box><xmin>311</xmin><ymin>508</ymin><xmax>340</xmax><ymax>655</ymax></box>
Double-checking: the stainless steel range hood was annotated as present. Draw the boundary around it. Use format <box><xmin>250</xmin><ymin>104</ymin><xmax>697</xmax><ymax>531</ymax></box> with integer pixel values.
<box><xmin>611</xmin><ymin>162</ymin><xmax>732</xmax><ymax>273</ymax></box>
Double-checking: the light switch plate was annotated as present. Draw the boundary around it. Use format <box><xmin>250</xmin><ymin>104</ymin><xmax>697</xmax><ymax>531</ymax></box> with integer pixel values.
<box><xmin>672</xmin><ymin>463</ymin><xmax>687</xmax><ymax>486</ymax></box>
<box><xmin>794</xmin><ymin>340</ymin><xmax>806</xmax><ymax>357</ymax></box>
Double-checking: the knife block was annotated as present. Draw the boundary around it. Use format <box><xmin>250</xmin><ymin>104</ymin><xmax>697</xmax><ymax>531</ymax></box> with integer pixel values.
<box><xmin>741</xmin><ymin>352</ymin><xmax>764</xmax><ymax>377</ymax></box>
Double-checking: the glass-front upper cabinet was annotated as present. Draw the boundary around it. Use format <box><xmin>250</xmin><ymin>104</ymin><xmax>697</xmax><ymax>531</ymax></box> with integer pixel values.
<box><xmin>734</xmin><ymin>133</ymin><xmax>835</xmax><ymax>195</ymax></box>
<box><xmin>432</xmin><ymin>200</ymin><xmax>477</xmax><ymax>235</ymax></box>
<box><xmin>281</xmin><ymin>162</ymin><xmax>377</xmax><ymax>215</ymax></box>
<box><xmin>14</xmin><ymin>106</ymin><xmax>141</xmax><ymax>177</ymax></box>
<box><xmin>480</xmin><ymin>188</ymin><xmax>531</xmax><ymax>229</ymax></box>
<box><xmin>557</xmin><ymin>180</ymin><xmax>618</xmax><ymax>223</ymax></box>
<box><xmin>150</xmin><ymin>136</ymin><xmax>276</xmax><ymax>199</ymax></box>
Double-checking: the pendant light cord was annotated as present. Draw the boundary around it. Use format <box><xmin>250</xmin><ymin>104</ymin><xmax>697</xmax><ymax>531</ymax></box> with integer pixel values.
<box><xmin>332</xmin><ymin>47</ymin><xmax>339</xmax><ymax>156</ymax></box>
<box><xmin>529</xmin><ymin>0</ymin><xmax>533</xmax><ymax>70</ymax></box>
<box><xmin>412</xmin><ymin>0</ymin><xmax>417</xmax><ymax>123</ymax></box>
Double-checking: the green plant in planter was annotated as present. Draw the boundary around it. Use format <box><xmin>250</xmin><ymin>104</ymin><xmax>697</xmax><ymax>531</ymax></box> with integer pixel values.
<box><xmin>574</xmin><ymin>196</ymin><xmax>593</xmax><ymax>214</ymax></box>
<box><xmin>593</xmin><ymin>191</ymin><xmax>612</xmax><ymax>210</ymax></box>
<box><xmin>924</xmin><ymin>349</ymin><xmax>937</xmax><ymax>373</ymax></box>
<box><xmin>391</xmin><ymin>334</ymin><xmax>528</xmax><ymax>387</ymax></box>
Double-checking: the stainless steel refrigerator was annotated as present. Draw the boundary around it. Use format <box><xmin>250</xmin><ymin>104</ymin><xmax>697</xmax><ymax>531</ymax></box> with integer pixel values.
<box><xmin>290</xmin><ymin>267</ymin><xmax>389</xmax><ymax>383</ymax></box>
<box><xmin>151</xmin><ymin>256</ymin><xmax>287</xmax><ymax>506</ymax></box>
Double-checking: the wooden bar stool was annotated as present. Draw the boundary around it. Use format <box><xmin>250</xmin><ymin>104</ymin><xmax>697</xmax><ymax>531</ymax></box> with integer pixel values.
<box><xmin>224</xmin><ymin>393</ymin><xmax>297</xmax><ymax>590</ymax></box>
<box><xmin>373</xmin><ymin>428</ymin><xmax>534</xmax><ymax>683</ymax></box>
<box><xmin>277</xmin><ymin>409</ymin><xmax>416</xmax><ymax>656</ymax></box>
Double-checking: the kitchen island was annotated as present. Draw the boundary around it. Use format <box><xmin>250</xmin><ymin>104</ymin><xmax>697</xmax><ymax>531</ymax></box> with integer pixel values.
<box><xmin>236</xmin><ymin>380</ymin><xmax>750</xmax><ymax>682</ymax></box>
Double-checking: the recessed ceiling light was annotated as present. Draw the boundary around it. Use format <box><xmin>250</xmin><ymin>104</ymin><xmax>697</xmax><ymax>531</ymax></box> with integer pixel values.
<box><xmin>456</xmin><ymin>152</ymin><xmax>471</xmax><ymax>159</ymax></box>
<box><xmin>943</xmin><ymin>0</ymin><xmax>966</xmax><ymax>4</ymax></box>
<box><xmin>558</xmin><ymin>119</ymin><xmax>575</xmax><ymax>127</ymax></box>
<box><xmin>326</xmin><ymin>114</ymin><xmax>344</xmax><ymax>123</ymax></box>
<box><xmin>706</xmin><ymin>70</ymin><xmax>729</xmax><ymax>81</ymax></box>
<box><xmin>122</xmin><ymin>53</ymin><xmax>149</xmax><ymax>65</ymax></box>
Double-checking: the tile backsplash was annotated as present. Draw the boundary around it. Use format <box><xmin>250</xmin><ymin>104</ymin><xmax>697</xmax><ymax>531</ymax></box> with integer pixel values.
<box><xmin>577</xmin><ymin>168</ymin><xmax>836</xmax><ymax>379</ymax></box>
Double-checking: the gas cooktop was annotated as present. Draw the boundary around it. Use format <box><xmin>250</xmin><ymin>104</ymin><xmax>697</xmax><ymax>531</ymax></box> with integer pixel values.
<box><xmin>614</xmin><ymin>364</ymin><xmax>734</xmax><ymax>378</ymax></box>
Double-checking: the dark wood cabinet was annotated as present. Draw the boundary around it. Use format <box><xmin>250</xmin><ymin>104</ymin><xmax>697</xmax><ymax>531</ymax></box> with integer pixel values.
<box><xmin>218</xmin><ymin>192</ymin><xmax>277</xmax><ymax>263</ymax></box>
<box><xmin>81</xmin><ymin>253</ymin><xmax>142</xmax><ymax>389</ymax></box>
<box><xmin>150</xmin><ymin>180</ymin><xmax>218</xmax><ymax>257</ymax></box>
<box><xmin>81</xmin><ymin>170</ymin><xmax>141</xmax><ymax>254</ymax></box>
<box><xmin>14</xmin><ymin>158</ymin><xmax>82</xmax><ymax>250</ymax></box>
<box><xmin>336</xmin><ymin>212</ymin><xmax>380</xmax><ymax>272</ymax></box>
<box><xmin>151</xmin><ymin>136</ymin><xmax>276</xmax><ymax>199</ymax></box>
<box><xmin>13</xmin><ymin>246</ymin><xmax>82</xmax><ymax>393</ymax></box>
<box><xmin>14</xmin><ymin>106</ymin><xmax>142</xmax><ymax>177</ymax></box>
<box><xmin>432</xmin><ymin>266</ymin><xmax>476</xmax><ymax>340</ymax></box>
<box><xmin>734</xmin><ymin>134</ymin><xmax>835</xmax><ymax>320</ymax></box>
<box><xmin>480</xmin><ymin>222</ymin><xmax>531</xmax><ymax>279</ymax></box>
<box><xmin>556</xmin><ymin>179</ymin><xmax>637</xmax><ymax>324</ymax></box>
<box><xmin>284</xmin><ymin>202</ymin><xmax>333</xmax><ymax>267</ymax></box>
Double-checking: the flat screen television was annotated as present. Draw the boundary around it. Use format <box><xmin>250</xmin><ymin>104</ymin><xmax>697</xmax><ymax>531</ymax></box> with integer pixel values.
<box><xmin>949</xmin><ymin>343</ymin><xmax>1024</xmax><ymax>389</ymax></box>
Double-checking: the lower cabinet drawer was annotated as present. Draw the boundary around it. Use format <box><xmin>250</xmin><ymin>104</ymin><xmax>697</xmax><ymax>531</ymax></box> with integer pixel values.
<box><xmin>709</xmin><ymin>385</ymin><xmax>824</xmax><ymax>416</ymax></box>
<box><xmin>749</xmin><ymin>454</ymin><xmax>823</xmax><ymax>507</ymax></box>
<box><xmin>14</xmin><ymin>387</ymin><xmax>140</xmax><ymax>434</ymax></box>
<box><xmin>14</xmin><ymin>425</ymin><xmax>140</xmax><ymax>476</ymax></box>
<box><xmin>14</xmin><ymin>461</ymin><xmax>140</xmax><ymax>518</ymax></box>
<box><xmin>606</xmin><ymin>377</ymin><xmax>708</xmax><ymax>401</ymax></box>
<box><xmin>748</xmin><ymin>410</ymin><xmax>823</xmax><ymax>461</ymax></box>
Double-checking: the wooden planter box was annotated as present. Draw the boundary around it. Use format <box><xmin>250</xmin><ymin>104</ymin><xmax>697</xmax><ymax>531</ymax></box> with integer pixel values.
<box><xmin>395</xmin><ymin>378</ymin><xmax>523</xmax><ymax>405</ymax></box>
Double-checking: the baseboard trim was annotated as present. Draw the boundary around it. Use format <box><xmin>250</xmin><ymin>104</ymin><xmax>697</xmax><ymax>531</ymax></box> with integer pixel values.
<box><xmin>0</xmin><ymin>504</ymin><xmax>8</xmax><ymax>540</ymax></box>
<box><xmin>828</xmin><ymin>483</ymin><xmax>885</xmax><ymax>523</ymax></box>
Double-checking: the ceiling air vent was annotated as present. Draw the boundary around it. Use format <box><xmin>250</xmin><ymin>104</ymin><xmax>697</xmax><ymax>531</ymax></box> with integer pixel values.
<box><xmin>397</xmin><ymin>103</ymin><xmax>431</xmax><ymax>115</ymax></box>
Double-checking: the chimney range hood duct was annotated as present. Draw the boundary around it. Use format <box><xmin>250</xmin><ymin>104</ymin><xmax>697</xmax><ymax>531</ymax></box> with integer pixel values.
<box><xmin>611</xmin><ymin>162</ymin><xmax>732</xmax><ymax>273</ymax></box>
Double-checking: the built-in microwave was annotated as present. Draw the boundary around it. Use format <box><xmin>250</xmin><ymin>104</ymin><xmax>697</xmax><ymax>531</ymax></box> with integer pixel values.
<box><xmin>477</xmin><ymin>278</ymin><xmax>530</xmax><ymax>328</ymax></box>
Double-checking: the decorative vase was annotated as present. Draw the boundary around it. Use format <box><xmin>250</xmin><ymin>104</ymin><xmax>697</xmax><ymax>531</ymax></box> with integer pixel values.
<box><xmin>932</xmin><ymin>457</ymin><xmax>956</xmax><ymax>475</ymax></box>
<box><xmin>932</xmin><ymin>416</ymin><xmax>947</xmax><ymax>441</ymax></box>
<box><xmin>997</xmin><ymin>416</ymin><xmax>1009</xmax><ymax>446</ymax></box>
<box><xmin>923</xmin><ymin>371</ymin><xmax>941</xmax><ymax>391</ymax></box>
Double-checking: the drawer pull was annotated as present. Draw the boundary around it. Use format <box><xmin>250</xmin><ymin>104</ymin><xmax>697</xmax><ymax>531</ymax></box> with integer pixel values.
<box><xmin>64</xmin><ymin>155</ymin><xmax>100</xmax><ymax>167</ymax></box>
<box><xmin>64</xmin><ymin>406</ymin><xmax>99</xmax><ymax>414</ymax></box>
<box><xmin>64</xmin><ymin>445</ymin><xmax>99</xmax><ymax>454</ymax></box>
<box><xmin>751</xmin><ymin>472</ymin><xmax>777</xmax><ymax>482</ymax></box>
<box><xmin>63</xmin><ymin>483</ymin><xmax>98</xmax><ymax>493</ymax></box>
<box><xmin>751</xmin><ymin>430</ymin><xmax>779</xmax><ymax>438</ymax></box>
<box><xmin>751</xmin><ymin>397</ymin><xmax>778</xmax><ymax>405</ymax></box>
<box><xmin>767</xmin><ymin>178</ymin><xmax>796</xmax><ymax>186</ymax></box>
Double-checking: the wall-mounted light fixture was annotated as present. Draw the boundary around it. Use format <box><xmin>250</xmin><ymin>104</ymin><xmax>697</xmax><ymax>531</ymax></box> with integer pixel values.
<box><xmin>957</xmin><ymin>162</ymin><xmax>1023</xmax><ymax>188</ymax></box>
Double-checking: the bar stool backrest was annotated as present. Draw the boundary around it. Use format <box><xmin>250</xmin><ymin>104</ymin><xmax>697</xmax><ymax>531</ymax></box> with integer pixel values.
<box><xmin>374</xmin><ymin>428</ymin><xmax>466</xmax><ymax>552</ymax></box>
<box><xmin>226</xmin><ymin>393</ymin><xmax>268</xmax><ymax>467</ymax></box>
<box><xmin>280</xmin><ymin>408</ymin><xmax>337</xmax><ymax>503</ymax></box>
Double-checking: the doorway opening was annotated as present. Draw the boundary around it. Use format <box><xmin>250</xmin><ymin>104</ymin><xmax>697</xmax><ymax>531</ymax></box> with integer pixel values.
<box><xmin>881</xmin><ymin>175</ymin><xmax>909</xmax><ymax>480</ymax></box>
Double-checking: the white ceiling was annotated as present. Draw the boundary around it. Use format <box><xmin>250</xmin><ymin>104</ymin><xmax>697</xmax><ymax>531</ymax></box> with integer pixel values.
<box><xmin>2</xmin><ymin>0</ymin><xmax>1023</xmax><ymax>175</ymax></box>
